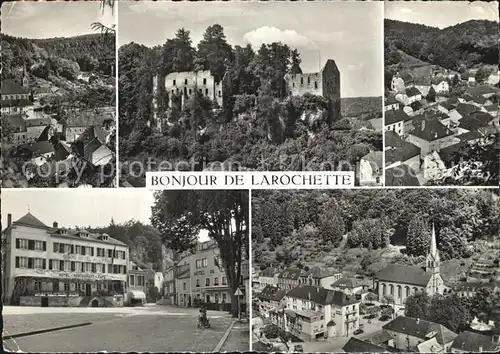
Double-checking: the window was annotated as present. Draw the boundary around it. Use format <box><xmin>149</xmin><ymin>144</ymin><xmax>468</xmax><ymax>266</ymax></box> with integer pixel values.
<box><xmin>28</xmin><ymin>240</ymin><xmax>35</xmax><ymax>250</ymax></box>
<box><xmin>16</xmin><ymin>238</ymin><xmax>29</xmax><ymax>249</ymax></box>
<box><xmin>205</xmin><ymin>89</ymin><xmax>209</xmax><ymax>95</ymax></box>
<box><xmin>206</xmin><ymin>278</ymin><xmax>210</xmax><ymax>286</ymax></box>
<box><xmin>314</xmin><ymin>82</ymin><xmax>318</xmax><ymax>89</ymax></box>
<box><xmin>64</xmin><ymin>261</ymin><xmax>71</xmax><ymax>271</ymax></box>
<box><xmin>138</xmin><ymin>275</ymin><xmax>145</xmax><ymax>286</ymax></box>
<box><xmin>71</xmin><ymin>261</ymin><xmax>76</xmax><ymax>272</ymax></box>
<box><xmin>222</xmin><ymin>277</ymin><xmax>227</xmax><ymax>285</ymax></box>
<box><xmin>301</xmin><ymin>77</ymin><xmax>304</xmax><ymax>85</ymax></box>
<box><xmin>218</xmin><ymin>91</ymin><xmax>221</xmax><ymax>97</ymax></box>
<box><xmin>196</xmin><ymin>279</ymin><xmax>200</xmax><ymax>287</ymax></box>
<box><xmin>307</xmin><ymin>77</ymin><xmax>310</xmax><ymax>84</ymax></box>
<box><xmin>91</xmin><ymin>263</ymin><xmax>96</xmax><ymax>273</ymax></box>
<box><xmin>129</xmin><ymin>275</ymin><xmax>135</xmax><ymax>286</ymax></box>
<box><xmin>203</xmin><ymin>78</ymin><xmax>207</xmax><ymax>85</ymax></box>
<box><xmin>183</xmin><ymin>282</ymin><xmax>187</xmax><ymax>291</ymax></box>
<box><xmin>214</xmin><ymin>277</ymin><xmax>219</xmax><ymax>286</ymax></box>
<box><xmin>108</xmin><ymin>249</ymin><xmax>112</xmax><ymax>258</ymax></box>
<box><xmin>76</xmin><ymin>245</ymin><xmax>81</xmax><ymax>254</ymax></box>
<box><xmin>16</xmin><ymin>257</ymin><xmax>29</xmax><ymax>268</ymax></box>
<box><xmin>64</xmin><ymin>283</ymin><xmax>69</xmax><ymax>291</ymax></box>
<box><xmin>59</xmin><ymin>244</ymin><xmax>65</xmax><ymax>253</ymax></box>
<box><xmin>34</xmin><ymin>258</ymin><xmax>44</xmax><ymax>269</ymax></box>
<box><xmin>59</xmin><ymin>260</ymin><xmax>64</xmax><ymax>270</ymax></box>
<box><xmin>173</xmin><ymin>79</ymin><xmax>176</xmax><ymax>86</ymax></box>
<box><xmin>189</xmin><ymin>88</ymin><xmax>192</xmax><ymax>95</ymax></box>
<box><xmin>184</xmin><ymin>79</ymin><xmax>188</xmax><ymax>85</ymax></box>
<box><xmin>202</xmin><ymin>258</ymin><xmax>207</xmax><ymax>268</ymax></box>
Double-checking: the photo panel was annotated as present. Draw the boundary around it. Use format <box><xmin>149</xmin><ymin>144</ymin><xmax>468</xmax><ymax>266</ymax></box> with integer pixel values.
<box><xmin>2</xmin><ymin>188</ymin><xmax>250</xmax><ymax>352</ymax></box>
<box><xmin>384</xmin><ymin>1</ymin><xmax>499</xmax><ymax>186</ymax></box>
<box><xmin>118</xmin><ymin>0</ymin><xmax>383</xmax><ymax>187</ymax></box>
<box><xmin>1</xmin><ymin>0</ymin><xmax>117</xmax><ymax>188</ymax></box>
<box><xmin>251</xmin><ymin>188</ymin><xmax>500</xmax><ymax>353</ymax></box>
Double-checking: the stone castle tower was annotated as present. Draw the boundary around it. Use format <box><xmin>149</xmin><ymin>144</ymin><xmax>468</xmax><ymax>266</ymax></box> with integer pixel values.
<box><xmin>426</xmin><ymin>224</ymin><xmax>441</xmax><ymax>295</ymax></box>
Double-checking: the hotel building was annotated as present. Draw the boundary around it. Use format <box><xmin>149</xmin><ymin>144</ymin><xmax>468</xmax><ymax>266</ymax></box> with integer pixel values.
<box><xmin>2</xmin><ymin>213</ymin><xmax>129</xmax><ymax>307</ymax></box>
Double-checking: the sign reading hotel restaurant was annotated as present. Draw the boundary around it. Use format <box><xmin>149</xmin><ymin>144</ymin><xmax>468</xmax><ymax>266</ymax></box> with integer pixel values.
<box><xmin>18</xmin><ymin>270</ymin><xmax>125</xmax><ymax>281</ymax></box>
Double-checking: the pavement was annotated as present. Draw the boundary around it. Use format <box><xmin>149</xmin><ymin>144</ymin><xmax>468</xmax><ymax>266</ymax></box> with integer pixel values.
<box><xmin>2</xmin><ymin>305</ymin><xmax>249</xmax><ymax>352</ymax></box>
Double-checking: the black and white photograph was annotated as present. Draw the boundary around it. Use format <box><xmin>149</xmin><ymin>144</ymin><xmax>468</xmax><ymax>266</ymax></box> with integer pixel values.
<box><xmin>118</xmin><ymin>1</ymin><xmax>383</xmax><ymax>187</ymax></box>
<box><xmin>251</xmin><ymin>189</ymin><xmax>500</xmax><ymax>353</ymax></box>
<box><xmin>384</xmin><ymin>1</ymin><xmax>499</xmax><ymax>186</ymax></box>
<box><xmin>1</xmin><ymin>1</ymin><xmax>117</xmax><ymax>188</ymax></box>
<box><xmin>2</xmin><ymin>189</ymin><xmax>250</xmax><ymax>352</ymax></box>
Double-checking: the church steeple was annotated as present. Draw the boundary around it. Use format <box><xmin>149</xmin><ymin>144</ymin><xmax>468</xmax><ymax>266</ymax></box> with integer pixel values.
<box><xmin>22</xmin><ymin>62</ymin><xmax>29</xmax><ymax>88</ymax></box>
<box><xmin>426</xmin><ymin>223</ymin><xmax>441</xmax><ymax>294</ymax></box>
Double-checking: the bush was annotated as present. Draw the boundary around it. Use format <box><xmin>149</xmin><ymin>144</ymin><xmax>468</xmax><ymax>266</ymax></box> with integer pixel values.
<box><xmin>263</xmin><ymin>324</ymin><xmax>280</xmax><ymax>339</ymax></box>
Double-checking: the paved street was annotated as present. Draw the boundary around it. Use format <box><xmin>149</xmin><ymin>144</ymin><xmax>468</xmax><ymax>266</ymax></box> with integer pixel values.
<box><xmin>220</xmin><ymin>320</ymin><xmax>250</xmax><ymax>352</ymax></box>
<box><xmin>3</xmin><ymin>305</ymin><xmax>248</xmax><ymax>352</ymax></box>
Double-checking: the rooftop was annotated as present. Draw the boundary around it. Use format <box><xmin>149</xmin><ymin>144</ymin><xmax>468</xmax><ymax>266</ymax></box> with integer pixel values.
<box><xmin>278</xmin><ymin>267</ymin><xmax>302</xmax><ymax>280</ymax></box>
<box><xmin>375</xmin><ymin>264</ymin><xmax>432</xmax><ymax>286</ymax></box>
<box><xmin>258</xmin><ymin>285</ymin><xmax>287</xmax><ymax>302</ymax></box>
<box><xmin>409</xmin><ymin>117</ymin><xmax>454</xmax><ymax>142</ymax></box>
<box><xmin>466</xmin><ymin>85</ymin><xmax>500</xmax><ymax>96</ymax></box>
<box><xmin>342</xmin><ymin>337</ymin><xmax>400</xmax><ymax>353</ymax></box>
<box><xmin>406</xmin><ymin>87</ymin><xmax>422</xmax><ymax>97</ymax></box>
<box><xmin>451</xmin><ymin>331</ymin><xmax>500</xmax><ymax>352</ymax></box>
<box><xmin>382</xmin><ymin>316</ymin><xmax>457</xmax><ymax>345</ymax></box>
<box><xmin>385</xmin><ymin>109</ymin><xmax>411</xmax><ymax>126</ymax></box>
<box><xmin>286</xmin><ymin>284</ymin><xmax>360</xmax><ymax>307</ymax></box>
<box><xmin>331</xmin><ymin>277</ymin><xmax>360</xmax><ymax>289</ymax></box>
<box><xmin>361</xmin><ymin>151</ymin><xmax>383</xmax><ymax>170</ymax></box>
<box><xmin>1</xmin><ymin>80</ymin><xmax>29</xmax><ymax>95</ymax></box>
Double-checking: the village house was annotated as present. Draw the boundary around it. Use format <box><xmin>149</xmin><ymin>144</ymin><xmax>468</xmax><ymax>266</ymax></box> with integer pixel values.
<box><xmin>285</xmin><ymin>59</ymin><xmax>341</xmax><ymax>122</ymax></box>
<box><xmin>382</xmin><ymin>316</ymin><xmax>457</xmax><ymax>352</ymax></box>
<box><xmin>270</xmin><ymin>284</ymin><xmax>361</xmax><ymax>340</ymax></box>
<box><xmin>1</xmin><ymin>67</ymin><xmax>32</xmax><ymax>115</ymax></box>
<box><xmin>454</xmin><ymin>282</ymin><xmax>499</xmax><ymax>299</ymax></box>
<box><xmin>257</xmin><ymin>285</ymin><xmax>286</xmax><ymax>318</ymax></box>
<box><xmin>406</xmin><ymin>118</ymin><xmax>456</xmax><ymax>158</ymax></box>
<box><xmin>431</xmin><ymin>78</ymin><xmax>449</xmax><ymax>94</ymax></box>
<box><xmin>466</xmin><ymin>85</ymin><xmax>500</xmax><ymax>99</ymax></box>
<box><xmin>385</xmin><ymin>131</ymin><xmax>421</xmax><ymax>173</ymax></box>
<box><xmin>384</xmin><ymin>109</ymin><xmax>412</xmax><ymax>137</ymax></box>
<box><xmin>396</xmin><ymin>87</ymin><xmax>422</xmax><ymax>106</ymax></box>
<box><xmin>126</xmin><ymin>261</ymin><xmax>147</xmax><ymax>306</ymax></box>
<box><xmin>342</xmin><ymin>337</ymin><xmax>399</xmax><ymax>353</ymax></box>
<box><xmin>447</xmin><ymin>103</ymin><xmax>479</xmax><ymax>127</ymax></box>
<box><xmin>25</xmin><ymin>117</ymin><xmax>53</xmax><ymax>142</ymax></box>
<box><xmin>299</xmin><ymin>267</ymin><xmax>342</xmax><ymax>289</ymax></box>
<box><xmin>385</xmin><ymin>94</ymin><xmax>400</xmax><ymax>111</ymax></box>
<box><xmin>64</xmin><ymin>107</ymin><xmax>114</xmax><ymax>142</ymax></box>
<box><xmin>451</xmin><ymin>330</ymin><xmax>500</xmax><ymax>353</ymax></box>
<box><xmin>2</xmin><ymin>213</ymin><xmax>129</xmax><ymax>307</ymax></box>
<box><xmin>73</xmin><ymin>126</ymin><xmax>113</xmax><ymax>167</ymax></box>
<box><xmin>359</xmin><ymin>151</ymin><xmax>383</xmax><ymax>186</ymax></box>
<box><xmin>257</xmin><ymin>267</ymin><xmax>279</xmax><ymax>291</ymax></box>
<box><xmin>391</xmin><ymin>73</ymin><xmax>414</xmax><ymax>92</ymax></box>
<box><xmin>436</xmin><ymin>101</ymin><xmax>456</xmax><ymax>116</ymax></box>
<box><xmin>374</xmin><ymin>225</ymin><xmax>444</xmax><ymax>309</ymax></box>
<box><xmin>278</xmin><ymin>268</ymin><xmax>303</xmax><ymax>290</ymax></box>
<box><xmin>4</xmin><ymin>114</ymin><xmax>28</xmax><ymax>144</ymax></box>
<box><xmin>457</xmin><ymin>112</ymin><xmax>497</xmax><ymax>135</ymax></box>
<box><xmin>330</xmin><ymin>278</ymin><xmax>363</xmax><ymax>296</ymax></box>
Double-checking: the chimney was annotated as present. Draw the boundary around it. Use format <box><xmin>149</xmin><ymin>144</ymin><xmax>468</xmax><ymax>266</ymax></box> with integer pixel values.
<box><xmin>416</xmin><ymin>318</ymin><xmax>420</xmax><ymax>324</ymax></box>
<box><xmin>53</xmin><ymin>221</ymin><xmax>58</xmax><ymax>228</ymax></box>
<box><xmin>8</xmin><ymin>214</ymin><xmax>12</xmax><ymax>227</ymax></box>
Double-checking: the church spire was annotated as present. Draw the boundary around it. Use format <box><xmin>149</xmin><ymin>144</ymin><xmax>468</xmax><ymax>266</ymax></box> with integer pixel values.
<box><xmin>430</xmin><ymin>222</ymin><xmax>437</xmax><ymax>257</ymax></box>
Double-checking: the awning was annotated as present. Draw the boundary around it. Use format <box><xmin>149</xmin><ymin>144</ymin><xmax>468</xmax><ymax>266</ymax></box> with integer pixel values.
<box><xmin>128</xmin><ymin>290</ymin><xmax>146</xmax><ymax>300</ymax></box>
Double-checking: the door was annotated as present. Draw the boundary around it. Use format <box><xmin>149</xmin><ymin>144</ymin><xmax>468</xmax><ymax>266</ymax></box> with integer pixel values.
<box><xmin>41</xmin><ymin>297</ymin><xmax>49</xmax><ymax>307</ymax></box>
<box><xmin>85</xmin><ymin>284</ymin><xmax>92</xmax><ymax>296</ymax></box>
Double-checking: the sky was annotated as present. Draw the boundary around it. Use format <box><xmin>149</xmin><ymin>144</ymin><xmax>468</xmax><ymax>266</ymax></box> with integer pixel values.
<box><xmin>1</xmin><ymin>1</ymin><xmax>115</xmax><ymax>39</ymax></box>
<box><xmin>1</xmin><ymin>190</ymin><xmax>209</xmax><ymax>242</ymax></box>
<box><xmin>118</xmin><ymin>1</ymin><xmax>383</xmax><ymax>98</ymax></box>
<box><xmin>385</xmin><ymin>1</ymin><xmax>499</xmax><ymax>29</ymax></box>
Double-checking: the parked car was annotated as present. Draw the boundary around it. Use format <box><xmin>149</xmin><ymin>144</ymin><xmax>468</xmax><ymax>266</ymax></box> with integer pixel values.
<box><xmin>379</xmin><ymin>315</ymin><xmax>391</xmax><ymax>321</ymax></box>
<box><xmin>293</xmin><ymin>344</ymin><xmax>304</xmax><ymax>353</ymax></box>
<box><xmin>353</xmin><ymin>329</ymin><xmax>364</xmax><ymax>335</ymax></box>
<box><xmin>364</xmin><ymin>314</ymin><xmax>376</xmax><ymax>319</ymax></box>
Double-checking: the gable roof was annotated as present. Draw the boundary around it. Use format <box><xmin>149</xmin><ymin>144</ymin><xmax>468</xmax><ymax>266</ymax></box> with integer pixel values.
<box><xmin>406</xmin><ymin>87</ymin><xmax>421</xmax><ymax>97</ymax></box>
<box><xmin>375</xmin><ymin>264</ymin><xmax>431</xmax><ymax>286</ymax></box>
<box><xmin>466</xmin><ymin>85</ymin><xmax>500</xmax><ymax>96</ymax></box>
<box><xmin>260</xmin><ymin>267</ymin><xmax>278</xmax><ymax>277</ymax></box>
<box><xmin>459</xmin><ymin>112</ymin><xmax>495</xmax><ymax>131</ymax></box>
<box><xmin>451</xmin><ymin>331</ymin><xmax>500</xmax><ymax>352</ymax></box>
<box><xmin>483</xmin><ymin>104</ymin><xmax>498</xmax><ymax>112</ymax></box>
<box><xmin>258</xmin><ymin>285</ymin><xmax>286</xmax><ymax>302</ymax></box>
<box><xmin>455</xmin><ymin>103</ymin><xmax>479</xmax><ymax>117</ymax></box>
<box><xmin>5</xmin><ymin>114</ymin><xmax>26</xmax><ymax>131</ymax></box>
<box><xmin>331</xmin><ymin>277</ymin><xmax>360</xmax><ymax>289</ymax></box>
<box><xmin>278</xmin><ymin>267</ymin><xmax>302</xmax><ymax>280</ymax></box>
<box><xmin>385</xmin><ymin>109</ymin><xmax>411</xmax><ymax>125</ymax></box>
<box><xmin>12</xmin><ymin>213</ymin><xmax>49</xmax><ymax>229</ymax></box>
<box><xmin>386</xmin><ymin>94</ymin><xmax>399</xmax><ymax>105</ymax></box>
<box><xmin>286</xmin><ymin>284</ymin><xmax>360</xmax><ymax>307</ymax></box>
<box><xmin>26</xmin><ymin>141</ymin><xmax>55</xmax><ymax>155</ymax></box>
<box><xmin>382</xmin><ymin>316</ymin><xmax>457</xmax><ymax>345</ymax></box>
<box><xmin>409</xmin><ymin>118</ymin><xmax>454</xmax><ymax>142</ymax></box>
<box><xmin>385</xmin><ymin>165</ymin><xmax>421</xmax><ymax>187</ymax></box>
<box><xmin>25</xmin><ymin>117</ymin><xmax>52</xmax><ymax>128</ymax></box>
<box><xmin>439</xmin><ymin>102</ymin><xmax>455</xmax><ymax>111</ymax></box>
<box><xmin>1</xmin><ymin>80</ymin><xmax>29</xmax><ymax>95</ymax></box>
<box><xmin>303</xmin><ymin>266</ymin><xmax>336</xmax><ymax>279</ymax></box>
<box><xmin>74</xmin><ymin>126</ymin><xmax>109</xmax><ymax>162</ymax></box>
<box><xmin>49</xmin><ymin>227</ymin><xmax>127</xmax><ymax>246</ymax></box>
<box><xmin>400</xmin><ymin>73</ymin><xmax>414</xmax><ymax>84</ymax></box>
<box><xmin>342</xmin><ymin>337</ymin><xmax>399</xmax><ymax>353</ymax></box>
<box><xmin>456</xmin><ymin>131</ymin><xmax>484</xmax><ymax>142</ymax></box>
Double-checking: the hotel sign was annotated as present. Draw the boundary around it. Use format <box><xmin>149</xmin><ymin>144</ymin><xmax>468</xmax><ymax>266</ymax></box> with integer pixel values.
<box><xmin>17</xmin><ymin>269</ymin><xmax>125</xmax><ymax>281</ymax></box>
<box><xmin>194</xmin><ymin>270</ymin><xmax>205</xmax><ymax>276</ymax></box>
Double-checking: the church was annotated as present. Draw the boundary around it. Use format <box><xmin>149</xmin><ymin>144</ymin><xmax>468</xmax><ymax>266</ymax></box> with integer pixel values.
<box><xmin>373</xmin><ymin>225</ymin><xmax>445</xmax><ymax>310</ymax></box>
